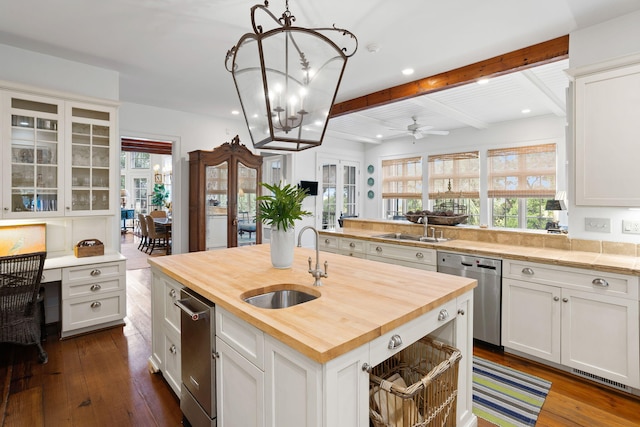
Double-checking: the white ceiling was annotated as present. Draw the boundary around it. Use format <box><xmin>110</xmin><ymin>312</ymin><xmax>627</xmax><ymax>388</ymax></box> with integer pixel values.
<box><xmin>1</xmin><ymin>0</ymin><xmax>639</xmax><ymax>143</ymax></box>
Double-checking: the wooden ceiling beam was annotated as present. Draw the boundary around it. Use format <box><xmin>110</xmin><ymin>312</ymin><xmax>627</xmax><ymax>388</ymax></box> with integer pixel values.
<box><xmin>329</xmin><ymin>35</ymin><xmax>569</xmax><ymax>118</ymax></box>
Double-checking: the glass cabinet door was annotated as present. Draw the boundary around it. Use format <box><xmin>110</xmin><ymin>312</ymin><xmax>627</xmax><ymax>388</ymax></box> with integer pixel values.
<box><xmin>3</xmin><ymin>94</ymin><xmax>63</xmax><ymax>218</ymax></box>
<box><xmin>205</xmin><ymin>161</ymin><xmax>228</xmax><ymax>250</ymax></box>
<box><xmin>237</xmin><ymin>162</ymin><xmax>258</xmax><ymax>246</ymax></box>
<box><xmin>67</xmin><ymin>105</ymin><xmax>114</xmax><ymax>215</ymax></box>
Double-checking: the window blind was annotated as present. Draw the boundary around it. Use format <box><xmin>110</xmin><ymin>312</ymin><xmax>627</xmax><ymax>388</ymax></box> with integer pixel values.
<box><xmin>487</xmin><ymin>143</ymin><xmax>556</xmax><ymax>198</ymax></box>
<box><xmin>428</xmin><ymin>151</ymin><xmax>479</xmax><ymax>199</ymax></box>
<box><xmin>382</xmin><ymin>157</ymin><xmax>422</xmax><ymax>199</ymax></box>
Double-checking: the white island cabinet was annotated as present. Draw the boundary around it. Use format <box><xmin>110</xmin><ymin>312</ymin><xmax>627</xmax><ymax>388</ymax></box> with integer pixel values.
<box><xmin>216</xmin><ymin>294</ymin><xmax>472</xmax><ymax>427</ymax></box>
<box><xmin>148</xmin><ymin>245</ymin><xmax>476</xmax><ymax>427</ymax></box>
<box><xmin>502</xmin><ymin>259</ymin><xmax>640</xmax><ymax>389</ymax></box>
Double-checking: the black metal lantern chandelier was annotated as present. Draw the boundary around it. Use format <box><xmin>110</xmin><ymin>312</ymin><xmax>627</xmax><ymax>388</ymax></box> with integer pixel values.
<box><xmin>225</xmin><ymin>0</ymin><xmax>357</xmax><ymax>151</ymax></box>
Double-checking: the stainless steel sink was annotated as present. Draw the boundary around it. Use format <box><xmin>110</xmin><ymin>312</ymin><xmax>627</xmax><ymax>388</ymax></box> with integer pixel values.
<box><xmin>374</xmin><ymin>233</ymin><xmax>452</xmax><ymax>243</ymax></box>
<box><xmin>241</xmin><ymin>285</ymin><xmax>320</xmax><ymax>309</ymax></box>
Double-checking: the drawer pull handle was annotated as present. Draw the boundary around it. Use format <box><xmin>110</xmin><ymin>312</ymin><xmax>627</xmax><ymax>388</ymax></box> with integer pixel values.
<box><xmin>90</xmin><ymin>301</ymin><xmax>102</xmax><ymax>308</ymax></box>
<box><xmin>438</xmin><ymin>309</ymin><xmax>449</xmax><ymax>321</ymax></box>
<box><xmin>376</xmin><ymin>246</ymin><xmax>382</xmax><ymax>253</ymax></box>
<box><xmin>349</xmin><ymin>242</ymin><xmax>356</xmax><ymax>248</ymax></box>
<box><xmin>325</xmin><ymin>239</ymin><xmax>330</xmax><ymax>244</ymax></box>
<box><xmin>90</xmin><ymin>284</ymin><xmax>101</xmax><ymax>292</ymax></box>
<box><xmin>169</xmin><ymin>289</ymin><xmax>177</xmax><ymax>298</ymax></box>
<box><xmin>169</xmin><ymin>344</ymin><xmax>177</xmax><ymax>354</ymax></box>
<box><xmin>90</xmin><ymin>269</ymin><xmax>102</xmax><ymax>277</ymax></box>
<box><xmin>522</xmin><ymin>267</ymin><xmax>534</xmax><ymax>275</ymax></box>
<box><xmin>553</xmin><ymin>296</ymin><xmax>560</xmax><ymax>301</ymax></box>
<box><xmin>415</xmin><ymin>252</ymin><xmax>424</xmax><ymax>259</ymax></box>
<box><xmin>562</xmin><ymin>297</ymin><xmax>569</xmax><ymax>303</ymax></box>
<box><xmin>592</xmin><ymin>278</ymin><xmax>609</xmax><ymax>288</ymax></box>
<box><xmin>457</xmin><ymin>309</ymin><xmax>465</xmax><ymax>315</ymax></box>
<box><xmin>388</xmin><ymin>334</ymin><xmax>403</xmax><ymax>349</ymax></box>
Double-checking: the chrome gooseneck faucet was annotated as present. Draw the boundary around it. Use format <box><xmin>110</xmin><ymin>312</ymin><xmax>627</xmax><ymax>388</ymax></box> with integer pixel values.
<box><xmin>297</xmin><ymin>226</ymin><xmax>328</xmax><ymax>286</ymax></box>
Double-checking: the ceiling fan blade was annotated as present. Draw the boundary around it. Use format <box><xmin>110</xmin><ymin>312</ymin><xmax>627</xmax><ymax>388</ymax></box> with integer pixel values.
<box><xmin>423</xmin><ymin>130</ymin><xmax>450</xmax><ymax>135</ymax></box>
<box><xmin>413</xmin><ymin>132</ymin><xmax>427</xmax><ymax>140</ymax></box>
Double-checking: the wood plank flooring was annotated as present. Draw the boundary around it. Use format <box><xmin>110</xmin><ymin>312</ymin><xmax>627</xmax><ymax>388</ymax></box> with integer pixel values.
<box><xmin>1</xmin><ymin>235</ymin><xmax>639</xmax><ymax>426</ymax></box>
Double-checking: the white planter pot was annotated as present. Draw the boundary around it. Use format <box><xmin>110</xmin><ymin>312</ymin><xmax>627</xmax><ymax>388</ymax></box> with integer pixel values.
<box><xmin>270</xmin><ymin>226</ymin><xmax>295</xmax><ymax>269</ymax></box>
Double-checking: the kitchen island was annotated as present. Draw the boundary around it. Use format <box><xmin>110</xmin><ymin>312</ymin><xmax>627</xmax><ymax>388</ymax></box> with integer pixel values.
<box><xmin>148</xmin><ymin>244</ymin><xmax>477</xmax><ymax>427</ymax></box>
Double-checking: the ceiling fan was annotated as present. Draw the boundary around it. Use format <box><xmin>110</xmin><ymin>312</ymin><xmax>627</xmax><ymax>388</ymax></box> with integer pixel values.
<box><xmin>389</xmin><ymin>116</ymin><xmax>450</xmax><ymax>140</ymax></box>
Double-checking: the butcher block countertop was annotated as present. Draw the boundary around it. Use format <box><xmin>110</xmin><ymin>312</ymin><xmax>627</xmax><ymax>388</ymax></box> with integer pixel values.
<box><xmin>148</xmin><ymin>244</ymin><xmax>476</xmax><ymax>364</ymax></box>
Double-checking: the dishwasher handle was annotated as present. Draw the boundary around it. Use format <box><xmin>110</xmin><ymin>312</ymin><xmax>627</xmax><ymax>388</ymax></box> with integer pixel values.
<box><xmin>175</xmin><ymin>298</ymin><xmax>209</xmax><ymax>321</ymax></box>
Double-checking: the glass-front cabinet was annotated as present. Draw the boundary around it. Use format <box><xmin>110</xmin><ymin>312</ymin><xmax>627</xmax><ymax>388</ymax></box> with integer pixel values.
<box><xmin>2</xmin><ymin>92</ymin><xmax>117</xmax><ymax>219</ymax></box>
<box><xmin>2</xmin><ymin>93</ymin><xmax>64</xmax><ymax>218</ymax></box>
<box><xmin>189</xmin><ymin>136</ymin><xmax>262</xmax><ymax>251</ymax></box>
<box><xmin>66</xmin><ymin>104</ymin><xmax>115</xmax><ymax>215</ymax></box>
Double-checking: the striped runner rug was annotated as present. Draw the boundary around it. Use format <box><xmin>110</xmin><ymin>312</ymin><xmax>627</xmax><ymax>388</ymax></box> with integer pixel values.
<box><xmin>472</xmin><ymin>356</ymin><xmax>551</xmax><ymax>427</ymax></box>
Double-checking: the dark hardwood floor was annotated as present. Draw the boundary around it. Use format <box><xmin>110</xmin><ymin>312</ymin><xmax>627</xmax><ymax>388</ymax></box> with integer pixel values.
<box><xmin>2</xmin><ymin>234</ymin><xmax>640</xmax><ymax>426</ymax></box>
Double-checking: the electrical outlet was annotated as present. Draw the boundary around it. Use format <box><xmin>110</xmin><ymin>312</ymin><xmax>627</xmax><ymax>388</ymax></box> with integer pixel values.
<box><xmin>585</xmin><ymin>217</ymin><xmax>611</xmax><ymax>233</ymax></box>
<box><xmin>622</xmin><ymin>220</ymin><xmax>640</xmax><ymax>234</ymax></box>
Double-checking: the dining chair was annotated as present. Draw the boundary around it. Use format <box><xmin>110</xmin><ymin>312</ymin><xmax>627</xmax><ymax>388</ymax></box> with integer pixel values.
<box><xmin>145</xmin><ymin>215</ymin><xmax>169</xmax><ymax>254</ymax></box>
<box><xmin>138</xmin><ymin>213</ymin><xmax>149</xmax><ymax>252</ymax></box>
<box><xmin>149</xmin><ymin>210</ymin><xmax>167</xmax><ymax>219</ymax></box>
<box><xmin>0</xmin><ymin>251</ymin><xmax>48</xmax><ymax>363</ymax></box>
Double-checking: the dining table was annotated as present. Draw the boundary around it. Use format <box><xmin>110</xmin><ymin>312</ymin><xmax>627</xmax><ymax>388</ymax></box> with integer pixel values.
<box><xmin>153</xmin><ymin>217</ymin><xmax>172</xmax><ymax>255</ymax></box>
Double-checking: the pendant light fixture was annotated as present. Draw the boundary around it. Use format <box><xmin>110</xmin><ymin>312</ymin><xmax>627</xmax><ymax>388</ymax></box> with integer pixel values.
<box><xmin>226</xmin><ymin>0</ymin><xmax>357</xmax><ymax>151</ymax></box>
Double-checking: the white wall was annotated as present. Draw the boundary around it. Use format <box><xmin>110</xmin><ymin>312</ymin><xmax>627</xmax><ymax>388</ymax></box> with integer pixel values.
<box><xmin>567</xmin><ymin>10</ymin><xmax>640</xmax><ymax>242</ymax></box>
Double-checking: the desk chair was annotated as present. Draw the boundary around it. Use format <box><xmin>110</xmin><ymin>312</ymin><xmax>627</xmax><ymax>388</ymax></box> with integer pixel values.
<box><xmin>0</xmin><ymin>251</ymin><xmax>48</xmax><ymax>363</ymax></box>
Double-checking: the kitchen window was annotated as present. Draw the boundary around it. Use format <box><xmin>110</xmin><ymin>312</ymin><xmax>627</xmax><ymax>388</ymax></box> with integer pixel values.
<box><xmin>488</xmin><ymin>143</ymin><xmax>556</xmax><ymax>229</ymax></box>
<box><xmin>382</xmin><ymin>156</ymin><xmax>422</xmax><ymax>217</ymax></box>
<box><xmin>428</xmin><ymin>151</ymin><xmax>480</xmax><ymax>225</ymax></box>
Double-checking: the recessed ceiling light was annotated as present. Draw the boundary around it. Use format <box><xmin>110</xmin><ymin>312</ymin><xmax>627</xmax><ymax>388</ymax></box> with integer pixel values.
<box><xmin>402</xmin><ymin>68</ymin><xmax>414</xmax><ymax>76</ymax></box>
<box><xmin>231</xmin><ymin>110</ymin><xmax>240</xmax><ymax>115</ymax></box>
<box><xmin>521</xmin><ymin>108</ymin><xmax>531</xmax><ymax>114</ymax></box>
<box><xmin>477</xmin><ymin>78</ymin><xmax>489</xmax><ymax>85</ymax></box>
<box><xmin>376</xmin><ymin>134</ymin><xmax>383</xmax><ymax>138</ymax></box>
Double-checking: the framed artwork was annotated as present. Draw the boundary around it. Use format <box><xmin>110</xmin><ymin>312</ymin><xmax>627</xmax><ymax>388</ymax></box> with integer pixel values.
<box><xmin>0</xmin><ymin>223</ymin><xmax>46</xmax><ymax>256</ymax></box>
<box><xmin>154</xmin><ymin>173</ymin><xmax>163</xmax><ymax>184</ymax></box>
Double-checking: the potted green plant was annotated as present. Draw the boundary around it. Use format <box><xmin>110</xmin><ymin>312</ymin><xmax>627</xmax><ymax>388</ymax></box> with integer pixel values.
<box><xmin>151</xmin><ymin>183</ymin><xmax>169</xmax><ymax>210</ymax></box>
<box><xmin>257</xmin><ymin>181</ymin><xmax>311</xmax><ymax>268</ymax></box>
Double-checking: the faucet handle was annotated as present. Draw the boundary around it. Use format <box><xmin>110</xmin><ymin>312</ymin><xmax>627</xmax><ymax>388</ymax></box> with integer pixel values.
<box><xmin>307</xmin><ymin>256</ymin><xmax>313</xmax><ymax>271</ymax></box>
<box><xmin>323</xmin><ymin>260</ymin><xmax>329</xmax><ymax>277</ymax></box>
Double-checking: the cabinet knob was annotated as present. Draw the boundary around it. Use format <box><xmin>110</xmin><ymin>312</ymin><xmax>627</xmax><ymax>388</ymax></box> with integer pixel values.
<box><xmin>325</xmin><ymin>239</ymin><xmax>330</xmax><ymax>244</ymax></box>
<box><xmin>376</xmin><ymin>246</ymin><xmax>382</xmax><ymax>253</ymax></box>
<box><xmin>212</xmin><ymin>351</ymin><xmax>220</xmax><ymax>359</ymax></box>
<box><xmin>90</xmin><ymin>284</ymin><xmax>101</xmax><ymax>292</ymax></box>
<box><xmin>415</xmin><ymin>252</ymin><xmax>424</xmax><ymax>259</ymax></box>
<box><xmin>562</xmin><ymin>297</ymin><xmax>569</xmax><ymax>303</ymax></box>
<box><xmin>90</xmin><ymin>269</ymin><xmax>102</xmax><ymax>277</ymax></box>
<box><xmin>457</xmin><ymin>309</ymin><xmax>465</xmax><ymax>315</ymax></box>
<box><xmin>349</xmin><ymin>242</ymin><xmax>355</xmax><ymax>248</ymax></box>
<box><xmin>522</xmin><ymin>267</ymin><xmax>535</xmax><ymax>275</ymax></box>
<box><xmin>362</xmin><ymin>363</ymin><xmax>371</xmax><ymax>372</ymax></box>
<box><xmin>592</xmin><ymin>278</ymin><xmax>609</xmax><ymax>288</ymax></box>
<box><xmin>553</xmin><ymin>296</ymin><xmax>560</xmax><ymax>301</ymax></box>
<box><xmin>3</xmin><ymin>207</ymin><xmax>8</xmax><ymax>211</ymax></box>
<box><xmin>90</xmin><ymin>301</ymin><xmax>102</xmax><ymax>308</ymax></box>
<box><xmin>438</xmin><ymin>309</ymin><xmax>449</xmax><ymax>321</ymax></box>
<box><xmin>169</xmin><ymin>289</ymin><xmax>176</xmax><ymax>298</ymax></box>
<box><xmin>169</xmin><ymin>344</ymin><xmax>177</xmax><ymax>354</ymax></box>
<box><xmin>388</xmin><ymin>334</ymin><xmax>403</xmax><ymax>349</ymax></box>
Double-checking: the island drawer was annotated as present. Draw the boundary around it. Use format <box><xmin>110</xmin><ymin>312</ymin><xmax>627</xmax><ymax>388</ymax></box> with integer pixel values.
<box><xmin>319</xmin><ymin>236</ymin><xmax>340</xmax><ymax>253</ymax></box>
<box><xmin>503</xmin><ymin>260</ymin><xmax>638</xmax><ymax>299</ymax></box>
<box><xmin>369</xmin><ymin>299</ymin><xmax>457</xmax><ymax>367</ymax></box>
<box><xmin>216</xmin><ymin>306</ymin><xmax>265</xmax><ymax>370</ymax></box>
<box><xmin>339</xmin><ymin>238</ymin><xmax>366</xmax><ymax>254</ymax></box>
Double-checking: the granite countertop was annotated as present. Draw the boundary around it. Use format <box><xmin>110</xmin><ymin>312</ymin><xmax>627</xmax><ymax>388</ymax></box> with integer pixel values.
<box><xmin>148</xmin><ymin>245</ymin><xmax>476</xmax><ymax>364</ymax></box>
<box><xmin>321</xmin><ymin>227</ymin><xmax>640</xmax><ymax>275</ymax></box>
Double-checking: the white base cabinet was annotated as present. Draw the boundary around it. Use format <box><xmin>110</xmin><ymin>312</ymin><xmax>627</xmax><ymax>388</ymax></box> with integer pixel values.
<box><xmin>502</xmin><ymin>260</ymin><xmax>640</xmax><ymax>388</ymax></box>
<box><xmin>60</xmin><ymin>259</ymin><xmax>126</xmax><ymax>338</ymax></box>
<box><xmin>149</xmin><ymin>268</ymin><xmax>183</xmax><ymax>396</ymax></box>
<box><xmin>216</xmin><ymin>291</ymin><xmax>474</xmax><ymax>427</ymax></box>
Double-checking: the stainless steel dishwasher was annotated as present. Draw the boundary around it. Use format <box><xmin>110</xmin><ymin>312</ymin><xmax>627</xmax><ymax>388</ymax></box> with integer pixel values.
<box><xmin>437</xmin><ymin>251</ymin><xmax>502</xmax><ymax>347</ymax></box>
<box><xmin>175</xmin><ymin>288</ymin><xmax>217</xmax><ymax>427</ymax></box>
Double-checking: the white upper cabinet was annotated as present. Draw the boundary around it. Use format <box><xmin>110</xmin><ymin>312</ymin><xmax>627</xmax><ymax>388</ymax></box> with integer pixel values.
<box><xmin>1</xmin><ymin>89</ymin><xmax>117</xmax><ymax>218</ymax></box>
<box><xmin>1</xmin><ymin>92</ymin><xmax>65</xmax><ymax>218</ymax></box>
<box><xmin>573</xmin><ymin>60</ymin><xmax>640</xmax><ymax>206</ymax></box>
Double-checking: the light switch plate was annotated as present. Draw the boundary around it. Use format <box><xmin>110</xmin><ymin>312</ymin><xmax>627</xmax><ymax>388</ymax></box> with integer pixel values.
<box><xmin>622</xmin><ymin>220</ymin><xmax>640</xmax><ymax>234</ymax></box>
<box><xmin>585</xmin><ymin>217</ymin><xmax>611</xmax><ymax>233</ymax></box>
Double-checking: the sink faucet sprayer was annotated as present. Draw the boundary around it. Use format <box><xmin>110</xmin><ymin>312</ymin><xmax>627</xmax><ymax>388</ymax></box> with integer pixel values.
<box><xmin>297</xmin><ymin>226</ymin><xmax>328</xmax><ymax>286</ymax></box>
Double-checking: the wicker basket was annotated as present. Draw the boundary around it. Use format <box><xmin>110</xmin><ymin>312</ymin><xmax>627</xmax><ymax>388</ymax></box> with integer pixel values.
<box><xmin>369</xmin><ymin>337</ymin><xmax>461</xmax><ymax>427</ymax></box>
